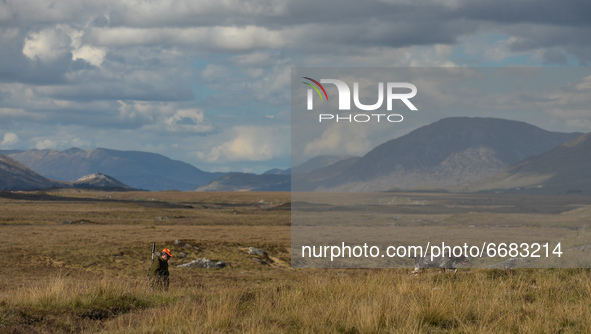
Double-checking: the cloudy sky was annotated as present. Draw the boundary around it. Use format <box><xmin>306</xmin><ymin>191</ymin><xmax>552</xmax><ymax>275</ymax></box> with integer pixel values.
<box><xmin>1</xmin><ymin>0</ymin><xmax>590</xmax><ymax>173</ymax></box>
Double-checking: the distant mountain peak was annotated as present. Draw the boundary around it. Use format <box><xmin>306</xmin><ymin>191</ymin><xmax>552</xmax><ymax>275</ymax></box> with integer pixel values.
<box><xmin>74</xmin><ymin>172</ymin><xmax>133</xmax><ymax>190</ymax></box>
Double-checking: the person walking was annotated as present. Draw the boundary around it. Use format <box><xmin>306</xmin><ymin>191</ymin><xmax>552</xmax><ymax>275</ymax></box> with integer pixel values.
<box><xmin>149</xmin><ymin>248</ymin><xmax>173</xmax><ymax>291</ymax></box>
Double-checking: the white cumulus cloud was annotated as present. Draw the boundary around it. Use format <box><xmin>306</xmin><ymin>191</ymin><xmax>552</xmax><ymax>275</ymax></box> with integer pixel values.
<box><xmin>164</xmin><ymin>108</ymin><xmax>214</xmax><ymax>133</ymax></box>
<box><xmin>23</xmin><ymin>25</ymin><xmax>107</xmax><ymax>66</ymax></box>
<box><xmin>23</xmin><ymin>27</ymin><xmax>71</xmax><ymax>63</ymax></box>
<box><xmin>71</xmin><ymin>45</ymin><xmax>106</xmax><ymax>67</ymax></box>
<box><xmin>35</xmin><ymin>139</ymin><xmax>57</xmax><ymax>150</ymax></box>
<box><xmin>196</xmin><ymin>126</ymin><xmax>289</xmax><ymax>162</ymax></box>
<box><xmin>1</xmin><ymin>132</ymin><xmax>19</xmax><ymax>146</ymax></box>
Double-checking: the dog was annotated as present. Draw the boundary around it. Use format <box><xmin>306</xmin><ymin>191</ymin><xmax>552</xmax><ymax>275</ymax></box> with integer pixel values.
<box><xmin>411</xmin><ymin>252</ymin><xmax>468</xmax><ymax>275</ymax></box>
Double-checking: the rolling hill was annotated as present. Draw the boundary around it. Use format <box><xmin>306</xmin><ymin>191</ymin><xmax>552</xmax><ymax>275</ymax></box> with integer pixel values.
<box><xmin>196</xmin><ymin>172</ymin><xmax>290</xmax><ymax>191</ymax></box>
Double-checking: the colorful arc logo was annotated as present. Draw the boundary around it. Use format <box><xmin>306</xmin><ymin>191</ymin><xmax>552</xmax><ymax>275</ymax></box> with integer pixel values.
<box><xmin>302</xmin><ymin>77</ymin><xmax>328</xmax><ymax>101</ymax></box>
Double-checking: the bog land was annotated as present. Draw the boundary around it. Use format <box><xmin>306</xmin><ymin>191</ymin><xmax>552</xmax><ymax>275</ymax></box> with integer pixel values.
<box><xmin>1</xmin><ymin>190</ymin><xmax>590</xmax><ymax>333</ymax></box>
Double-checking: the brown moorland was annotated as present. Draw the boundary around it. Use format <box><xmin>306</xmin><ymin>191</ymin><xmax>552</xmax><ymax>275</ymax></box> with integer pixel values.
<box><xmin>0</xmin><ymin>190</ymin><xmax>590</xmax><ymax>333</ymax></box>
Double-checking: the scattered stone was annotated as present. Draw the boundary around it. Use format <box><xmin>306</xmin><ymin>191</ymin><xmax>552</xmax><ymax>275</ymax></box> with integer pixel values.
<box><xmin>174</xmin><ymin>240</ymin><xmax>181</xmax><ymax>245</ymax></box>
<box><xmin>248</xmin><ymin>247</ymin><xmax>267</xmax><ymax>256</ymax></box>
<box><xmin>61</xmin><ymin>221</ymin><xmax>73</xmax><ymax>224</ymax></box>
<box><xmin>177</xmin><ymin>258</ymin><xmax>214</xmax><ymax>268</ymax></box>
<box><xmin>177</xmin><ymin>258</ymin><xmax>226</xmax><ymax>269</ymax></box>
<box><xmin>412</xmin><ymin>252</ymin><xmax>467</xmax><ymax>274</ymax></box>
<box><xmin>179</xmin><ymin>252</ymin><xmax>187</xmax><ymax>258</ymax></box>
<box><xmin>194</xmin><ymin>246</ymin><xmax>200</xmax><ymax>250</ymax></box>
<box><xmin>183</xmin><ymin>243</ymin><xmax>192</xmax><ymax>249</ymax></box>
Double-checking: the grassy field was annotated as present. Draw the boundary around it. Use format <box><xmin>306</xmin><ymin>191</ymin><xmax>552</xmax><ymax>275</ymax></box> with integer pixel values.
<box><xmin>1</xmin><ymin>190</ymin><xmax>590</xmax><ymax>333</ymax></box>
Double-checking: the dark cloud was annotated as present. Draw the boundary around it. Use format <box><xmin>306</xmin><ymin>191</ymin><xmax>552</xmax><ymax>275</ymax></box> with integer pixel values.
<box><xmin>456</xmin><ymin>0</ymin><xmax>591</xmax><ymax>26</ymax></box>
<box><xmin>2</xmin><ymin>1</ymin><xmax>590</xmax><ymax>52</ymax></box>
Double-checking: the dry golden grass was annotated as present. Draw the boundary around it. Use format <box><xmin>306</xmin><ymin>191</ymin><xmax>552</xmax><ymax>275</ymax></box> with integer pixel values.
<box><xmin>1</xmin><ymin>190</ymin><xmax>591</xmax><ymax>333</ymax></box>
<box><xmin>3</xmin><ymin>269</ymin><xmax>591</xmax><ymax>333</ymax></box>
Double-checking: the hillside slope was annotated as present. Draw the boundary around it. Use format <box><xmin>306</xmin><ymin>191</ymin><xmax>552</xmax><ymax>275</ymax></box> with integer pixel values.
<box><xmin>460</xmin><ymin>133</ymin><xmax>591</xmax><ymax>193</ymax></box>
<box><xmin>0</xmin><ymin>154</ymin><xmax>59</xmax><ymax>190</ymax></box>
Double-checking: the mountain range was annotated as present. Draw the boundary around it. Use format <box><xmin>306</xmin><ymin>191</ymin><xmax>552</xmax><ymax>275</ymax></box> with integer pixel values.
<box><xmin>312</xmin><ymin>117</ymin><xmax>582</xmax><ymax>192</ymax></box>
<box><xmin>2</xmin><ymin>117</ymin><xmax>589</xmax><ymax>193</ymax></box>
<box><xmin>0</xmin><ymin>154</ymin><xmax>133</xmax><ymax>191</ymax></box>
<box><xmin>0</xmin><ymin>148</ymin><xmax>223</xmax><ymax>191</ymax></box>
<box><xmin>198</xmin><ymin>117</ymin><xmax>584</xmax><ymax>192</ymax></box>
